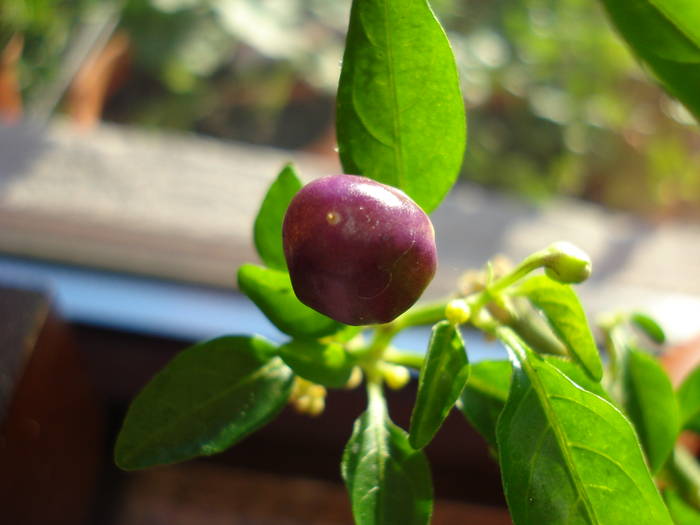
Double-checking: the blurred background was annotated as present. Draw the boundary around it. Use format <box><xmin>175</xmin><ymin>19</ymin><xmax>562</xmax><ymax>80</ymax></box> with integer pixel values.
<box><xmin>1</xmin><ymin>1</ymin><xmax>700</xmax><ymax>524</ymax></box>
<box><xmin>3</xmin><ymin>0</ymin><xmax>700</xmax><ymax>216</ymax></box>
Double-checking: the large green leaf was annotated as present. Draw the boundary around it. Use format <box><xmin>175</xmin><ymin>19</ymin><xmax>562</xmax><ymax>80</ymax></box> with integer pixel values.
<box><xmin>336</xmin><ymin>0</ymin><xmax>466</xmax><ymax>213</ymax></box>
<box><xmin>115</xmin><ymin>336</ymin><xmax>294</xmax><ymax>470</ymax></box>
<box><xmin>622</xmin><ymin>348</ymin><xmax>680</xmax><ymax>473</ymax></box>
<box><xmin>678</xmin><ymin>364</ymin><xmax>700</xmax><ymax>433</ymax></box>
<box><xmin>496</xmin><ymin>328</ymin><xmax>673</xmax><ymax>525</ymax></box>
<box><xmin>237</xmin><ymin>264</ymin><xmax>344</xmax><ymax>338</ymax></box>
<box><xmin>599</xmin><ymin>0</ymin><xmax>700</xmax><ymax>122</ymax></box>
<box><xmin>515</xmin><ymin>275</ymin><xmax>603</xmax><ymax>381</ymax></box>
<box><xmin>342</xmin><ymin>385</ymin><xmax>433</xmax><ymax>525</ymax></box>
<box><xmin>409</xmin><ymin>321</ymin><xmax>470</xmax><ymax>449</ymax></box>
<box><xmin>253</xmin><ymin>164</ymin><xmax>303</xmax><ymax>271</ymax></box>
<box><xmin>278</xmin><ymin>339</ymin><xmax>355</xmax><ymax>388</ymax></box>
<box><xmin>457</xmin><ymin>360</ymin><xmax>512</xmax><ymax>449</ymax></box>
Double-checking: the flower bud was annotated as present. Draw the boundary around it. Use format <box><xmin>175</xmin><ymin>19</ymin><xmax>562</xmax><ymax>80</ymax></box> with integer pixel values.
<box><xmin>445</xmin><ymin>299</ymin><xmax>471</xmax><ymax>325</ymax></box>
<box><xmin>381</xmin><ymin>363</ymin><xmax>411</xmax><ymax>390</ymax></box>
<box><xmin>543</xmin><ymin>241</ymin><xmax>592</xmax><ymax>284</ymax></box>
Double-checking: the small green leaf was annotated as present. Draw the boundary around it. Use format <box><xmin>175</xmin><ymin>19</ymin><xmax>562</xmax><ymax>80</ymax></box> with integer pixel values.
<box><xmin>409</xmin><ymin>321</ymin><xmax>470</xmax><ymax>449</ymax></box>
<box><xmin>336</xmin><ymin>0</ymin><xmax>466</xmax><ymax>213</ymax></box>
<box><xmin>515</xmin><ymin>275</ymin><xmax>603</xmax><ymax>381</ymax></box>
<box><xmin>253</xmin><ymin>164</ymin><xmax>302</xmax><ymax>271</ymax></box>
<box><xmin>599</xmin><ymin>0</ymin><xmax>700</xmax><ymax>122</ymax></box>
<box><xmin>457</xmin><ymin>360</ymin><xmax>512</xmax><ymax>449</ymax></box>
<box><xmin>678</xmin><ymin>365</ymin><xmax>700</xmax><ymax>433</ymax></box>
<box><xmin>342</xmin><ymin>385</ymin><xmax>433</xmax><ymax>525</ymax></box>
<box><xmin>631</xmin><ymin>312</ymin><xmax>666</xmax><ymax>344</ymax></box>
<box><xmin>496</xmin><ymin>328</ymin><xmax>673</xmax><ymax>525</ymax></box>
<box><xmin>622</xmin><ymin>348</ymin><xmax>680</xmax><ymax>473</ymax></box>
<box><xmin>237</xmin><ymin>264</ymin><xmax>344</xmax><ymax>338</ymax></box>
<box><xmin>664</xmin><ymin>489</ymin><xmax>700</xmax><ymax>525</ymax></box>
<box><xmin>115</xmin><ymin>336</ymin><xmax>294</xmax><ymax>470</ymax></box>
<box><xmin>279</xmin><ymin>339</ymin><xmax>355</xmax><ymax>388</ymax></box>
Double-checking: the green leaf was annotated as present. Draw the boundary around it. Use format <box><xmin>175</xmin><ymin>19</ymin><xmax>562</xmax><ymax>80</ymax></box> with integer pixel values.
<box><xmin>278</xmin><ymin>339</ymin><xmax>355</xmax><ymax>388</ymax></box>
<box><xmin>237</xmin><ymin>264</ymin><xmax>344</xmax><ymax>338</ymax></box>
<box><xmin>622</xmin><ymin>348</ymin><xmax>680</xmax><ymax>473</ymax></box>
<box><xmin>342</xmin><ymin>384</ymin><xmax>433</xmax><ymax>525</ymax></box>
<box><xmin>515</xmin><ymin>275</ymin><xmax>603</xmax><ymax>381</ymax></box>
<box><xmin>336</xmin><ymin>0</ymin><xmax>466</xmax><ymax>213</ymax></box>
<box><xmin>115</xmin><ymin>336</ymin><xmax>294</xmax><ymax>470</ymax></box>
<box><xmin>496</xmin><ymin>329</ymin><xmax>673</xmax><ymax>525</ymax></box>
<box><xmin>542</xmin><ymin>355</ymin><xmax>611</xmax><ymax>402</ymax></box>
<box><xmin>409</xmin><ymin>321</ymin><xmax>470</xmax><ymax>449</ymax></box>
<box><xmin>630</xmin><ymin>312</ymin><xmax>666</xmax><ymax>344</ymax></box>
<box><xmin>678</xmin><ymin>365</ymin><xmax>700</xmax><ymax>433</ymax></box>
<box><xmin>599</xmin><ymin>0</ymin><xmax>700</xmax><ymax>122</ymax></box>
<box><xmin>253</xmin><ymin>164</ymin><xmax>303</xmax><ymax>271</ymax></box>
<box><xmin>664</xmin><ymin>489</ymin><xmax>700</xmax><ymax>525</ymax></box>
<box><xmin>457</xmin><ymin>360</ymin><xmax>512</xmax><ymax>449</ymax></box>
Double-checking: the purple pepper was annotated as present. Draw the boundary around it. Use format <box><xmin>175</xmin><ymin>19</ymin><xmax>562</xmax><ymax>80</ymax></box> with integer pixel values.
<box><xmin>283</xmin><ymin>174</ymin><xmax>437</xmax><ymax>325</ymax></box>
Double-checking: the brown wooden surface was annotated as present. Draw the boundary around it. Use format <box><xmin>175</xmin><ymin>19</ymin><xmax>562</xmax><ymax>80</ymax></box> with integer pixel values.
<box><xmin>0</xmin><ymin>286</ymin><xmax>104</xmax><ymax>525</ymax></box>
<box><xmin>116</xmin><ymin>462</ymin><xmax>511</xmax><ymax>525</ymax></box>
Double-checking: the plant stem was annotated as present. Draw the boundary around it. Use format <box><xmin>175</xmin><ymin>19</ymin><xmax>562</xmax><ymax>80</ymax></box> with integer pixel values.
<box><xmin>392</xmin><ymin>299</ymin><xmax>448</xmax><ymax>330</ymax></box>
<box><xmin>366</xmin><ymin>369</ymin><xmax>387</xmax><ymax>410</ymax></box>
<box><xmin>467</xmin><ymin>250</ymin><xmax>550</xmax><ymax>317</ymax></box>
<box><xmin>383</xmin><ymin>348</ymin><xmax>425</xmax><ymax>370</ymax></box>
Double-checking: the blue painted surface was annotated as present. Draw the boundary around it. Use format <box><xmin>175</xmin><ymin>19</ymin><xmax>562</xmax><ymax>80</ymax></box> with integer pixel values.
<box><xmin>0</xmin><ymin>255</ymin><xmax>504</xmax><ymax>360</ymax></box>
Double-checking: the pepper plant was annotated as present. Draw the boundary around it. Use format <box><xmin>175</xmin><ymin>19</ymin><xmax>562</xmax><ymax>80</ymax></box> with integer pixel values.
<box><xmin>115</xmin><ymin>1</ymin><xmax>700</xmax><ymax>523</ymax></box>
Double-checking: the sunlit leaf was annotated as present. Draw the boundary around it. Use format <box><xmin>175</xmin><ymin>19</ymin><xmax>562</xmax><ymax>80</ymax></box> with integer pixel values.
<box><xmin>237</xmin><ymin>264</ymin><xmax>344</xmax><ymax>338</ymax></box>
<box><xmin>254</xmin><ymin>164</ymin><xmax>302</xmax><ymax>271</ymax></box>
<box><xmin>337</xmin><ymin>0</ymin><xmax>466</xmax><ymax>213</ymax></box>
<box><xmin>542</xmin><ymin>355</ymin><xmax>611</xmax><ymax>401</ymax></box>
<box><xmin>515</xmin><ymin>275</ymin><xmax>603</xmax><ymax>381</ymax></box>
<box><xmin>496</xmin><ymin>328</ymin><xmax>673</xmax><ymax>525</ymax></box>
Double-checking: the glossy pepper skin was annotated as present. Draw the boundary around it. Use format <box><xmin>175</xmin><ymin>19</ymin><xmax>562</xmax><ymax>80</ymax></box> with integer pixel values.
<box><xmin>282</xmin><ymin>174</ymin><xmax>437</xmax><ymax>325</ymax></box>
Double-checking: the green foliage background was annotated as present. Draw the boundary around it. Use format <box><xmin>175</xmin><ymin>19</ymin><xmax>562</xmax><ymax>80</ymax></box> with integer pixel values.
<box><xmin>3</xmin><ymin>0</ymin><xmax>700</xmax><ymax>217</ymax></box>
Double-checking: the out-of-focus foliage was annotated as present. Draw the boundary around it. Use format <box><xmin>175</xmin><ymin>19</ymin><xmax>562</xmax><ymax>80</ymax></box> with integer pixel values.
<box><xmin>3</xmin><ymin>0</ymin><xmax>700</xmax><ymax>218</ymax></box>
<box><xmin>1</xmin><ymin>0</ymin><xmax>96</xmax><ymax>100</ymax></box>
<box><xmin>439</xmin><ymin>0</ymin><xmax>700</xmax><ymax>216</ymax></box>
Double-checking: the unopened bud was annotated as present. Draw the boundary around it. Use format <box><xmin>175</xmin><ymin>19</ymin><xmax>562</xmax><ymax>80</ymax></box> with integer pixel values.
<box><xmin>344</xmin><ymin>366</ymin><xmax>363</xmax><ymax>389</ymax></box>
<box><xmin>543</xmin><ymin>241</ymin><xmax>592</xmax><ymax>284</ymax></box>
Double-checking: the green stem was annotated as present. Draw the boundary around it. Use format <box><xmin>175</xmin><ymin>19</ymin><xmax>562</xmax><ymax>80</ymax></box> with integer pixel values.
<box><xmin>392</xmin><ymin>299</ymin><xmax>448</xmax><ymax>330</ymax></box>
<box><xmin>383</xmin><ymin>348</ymin><xmax>425</xmax><ymax>370</ymax></box>
<box><xmin>494</xmin><ymin>325</ymin><xmax>528</xmax><ymax>362</ymax></box>
<box><xmin>366</xmin><ymin>370</ymin><xmax>386</xmax><ymax>406</ymax></box>
<box><xmin>350</xmin><ymin>299</ymin><xmax>449</xmax><ymax>365</ymax></box>
<box><xmin>467</xmin><ymin>250</ymin><xmax>552</xmax><ymax>317</ymax></box>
